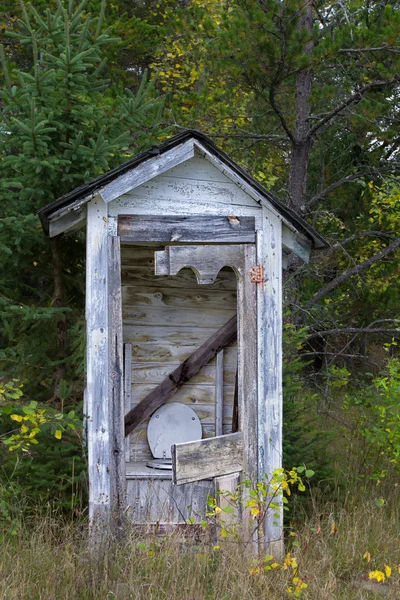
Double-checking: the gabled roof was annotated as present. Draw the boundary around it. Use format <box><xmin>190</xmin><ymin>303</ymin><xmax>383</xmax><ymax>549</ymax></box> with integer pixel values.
<box><xmin>38</xmin><ymin>130</ymin><xmax>328</xmax><ymax>249</ymax></box>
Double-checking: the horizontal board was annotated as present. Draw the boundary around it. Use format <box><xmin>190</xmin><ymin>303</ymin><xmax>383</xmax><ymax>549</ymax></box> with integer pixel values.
<box><xmin>131</xmin><ymin>362</ymin><xmax>237</xmax><ymax>386</ymax></box>
<box><xmin>122</xmin><ymin>176</ymin><xmax>259</xmax><ymax>208</ymax></box>
<box><xmin>109</xmin><ymin>197</ymin><xmax>262</xmax><ymax>222</ymax></box>
<box><xmin>124</xmin><ymin>324</ymin><xmax>236</xmax><ymax>345</ymax></box>
<box><xmin>123</xmin><ymin>306</ymin><xmax>236</xmax><ymax>328</ymax></box>
<box><xmin>172</xmin><ymin>432</ymin><xmax>243</xmax><ymax>485</ymax></box>
<box><xmin>126</xmin><ymin>478</ymin><xmax>214</xmax><ymax>524</ymax></box>
<box><xmin>131</xmin><ymin>384</ymin><xmax>235</xmax><ymax>407</ymax></box>
<box><xmin>122</xmin><ymin>287</ymin><xmax>237</xmax><ymax>309</ymax></box>
<box><xmin>121</xmin><ymin>271</ymin><xmax>238</xmax><ymax>291</ymax></box>
<box><xmin>118</xmin><ymin>215</ymin><xmax>256</xmax><ymax>243</ymax></box>
<box><xmin>128</xmin><ymin>339</ymin><xmax>237</xmax><ymax>364</ymax></box>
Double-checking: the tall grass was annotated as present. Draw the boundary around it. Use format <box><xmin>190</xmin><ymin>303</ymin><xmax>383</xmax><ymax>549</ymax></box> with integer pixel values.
<box><xmin>1</xmin><ymin>488</ymin><xmax>400</xmax><ymax>600</ymax></box>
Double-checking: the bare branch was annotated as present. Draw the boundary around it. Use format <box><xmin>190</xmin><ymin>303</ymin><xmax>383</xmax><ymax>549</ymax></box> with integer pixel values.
<box><xmin>206</xmin><ymin>133</ymin><xmax>288</xmax><ymax>142</ymax></box>
<box><xmin>307</xmin><ymin>172</ymin><xmax>368</xmax><ymax>208</ymax></box>
<box><xmin>308</xmin><ymin>76</ymin><xmax>400</xmax><ymax>139</ymax></box>
<box><xmin>268</xmin><ymin>83</ymin><xmax>294</xmax><ymax>142</ymax></box>
<box><xmin>307</xmin><ymin>327</ymin><xmax>400</xmax><ymax>341</ymax></box>
<box><xmin>339</xmin><ymin>46</ymin><xmax>400</xmax><ymax>54</ymax></box>
<box><xmin>331</xmin><ymin>231</ymin><xmax>395</xmax><ymax>248</ymax></box>
<box><xmin>305</xmin><ymin>235</ymin><xmax>400</xmax><ymax>309</ymax></box>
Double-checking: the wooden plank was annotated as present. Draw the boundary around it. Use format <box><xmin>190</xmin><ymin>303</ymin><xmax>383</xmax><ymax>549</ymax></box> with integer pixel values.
<box><xmin>118</xmin><ymin>215</ymin><xmax>256</xmax><ymax>243</ymax></box>
<box><xmin>49</xmin><ymin>207</ymin><xmax>86</xmax><ymax>237</ymax></box>
<box><xmin>237</xmin><ymin>244</ymin><xmax>258</xmax><ymax>547</ymax></box>
<box><xmin>131</xmin><ymin>383</ymin><xmax>234</xmax><ymax>407</ymax></box>
<box><xmin>155</xmin><ymin>244</ymin><xmax>244</xmax><ymax>284</ymax></box>
<box><xmin>108</xmin><ymin>235</ymin><xmax>126</xmax><ymax>518</ymax></box>
<box><xmin>123</xmin><ymin>305</ymin><xmax>236</xmax><ymax>329</ymax></box>
<box><xmin>131</xmin><ymin>362</ymin><xmax>237</xmax><ymax>386</ymax></box>
<box><xmin>215</xmin><ymin>351</ymin><xmax>224</xmax><ymax>436</ymax></box>
<box><xmin>127</xmin><ymin>337</ymin><xmax>237</xmax><ymax>365</ymax></box>
<box><xmin>124</xmin><ymin>344</ymin><xmax>132</xmax><ymax>461</ymax></box>
<box><xmin>122</xmin><ymin>177</ymin><xmax>259</xmax><ymax>208</ymax></box>
<box><xmin>126</xmin><ymin>478</ymin><xmax>213</xmax><ymax>524</ymax></box>
<box><xmin>109</xmin><ymin>196</ymin><xmax>262</xmax><ymax>222</ymax></box>
<box><xmin>86</xmin><ymin>195</ymin><xmax>111</xmax><ymax>525</ymax></box>
<box><xmin>237</xmin><ymin>245</ymin><xmax>258</xmax><ymax>483</ymax></box>
<box><xmin>122</xmin><ymin>286</ymin><xmax>237</xmax><ymax>309</ymax></box>
<box><xmin>172</xmin><ymin>432</ymin><xmax>243</xmax><ymax>485</ymax></box>
<box><xmin>231</xmin><ymin>367</ymin><xmax>239</xmax><ymax>433</ymax></box>
<box><xmin>99</xmin><ymin>139</ymin><xmax>195</xmax><ymax>203</ymax></box>
<box><xmin>282</xmin><ymin>225</ymin><xmax>311</xmax><ymax>264</ymax></box>
<box><xmin>125</xmin><ymin>315</ymin><xmax>237</xmax><ymax>436</ymax></box>
<box><xmin>258</xmin><ymin>209</ymin><xmax>284</xmax><ymax>557</ymax></box>
<box><xmin>121</xmin><ymin>266</ymin><xmax>238</xmax><ymax>291</ymax></box>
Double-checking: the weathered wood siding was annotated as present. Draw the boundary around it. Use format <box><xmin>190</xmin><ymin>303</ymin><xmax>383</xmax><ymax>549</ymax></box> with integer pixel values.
<box><xmin>109</xmin><ymin>154</ymin><xmax>263</xmax><ymax>223</ymax></box>
<box><xmin>121</xmin><ymin>245</ymin><xmax>238</xmax><ymax>463</ymax></box>
<box><xmin>126</xmin><ymin>477</ymin><xmax>214</xmax><ymax>524</ymax></box>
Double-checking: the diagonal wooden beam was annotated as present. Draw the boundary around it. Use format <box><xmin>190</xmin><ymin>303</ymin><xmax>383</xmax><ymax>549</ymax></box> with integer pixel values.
<box><xmin>124</xmin><ymin>315</ymin><xmax>237</xmax><ymax>437</ymax></box>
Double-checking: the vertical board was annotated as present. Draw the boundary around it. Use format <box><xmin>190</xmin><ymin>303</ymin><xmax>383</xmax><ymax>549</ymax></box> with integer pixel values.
<box><xmin>108</xmin><ymin>235</ymin><xmax>126</xmax><ymax>517</ymax></box>
<box><xmin>257</xmin><ymin>208</ymin><xmax>283</xmax><ymax>557</ymax></box>
<box><xmin>86</xmin><ymin>195</ymin><xmax>110</xmax><ymax>523</ymax></box>
<box><xmin>215</xmin><ymin>350</ymin><xmax>224</xmax><ymax>436</ymax></box>
<box><xmin>237</xmin><ymin>244</ymin><xmax>258</xmax><ymax>483</ymax></box>
<box><xmin>124</xmin><ymin>344</ymin><xmax>132</xmax><ymax>461</ymax></box>
<box><xmin>237</xmin><ymin>245</ymin><xmax>258</xmax><ymax>547</ymax></box>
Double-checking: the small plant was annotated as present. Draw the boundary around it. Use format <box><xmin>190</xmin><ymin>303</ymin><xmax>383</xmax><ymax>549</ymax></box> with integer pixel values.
<box><xmin>0</xmin><ymin>379</ymin><xmax>80</xmax><ymax>451</ymax></box>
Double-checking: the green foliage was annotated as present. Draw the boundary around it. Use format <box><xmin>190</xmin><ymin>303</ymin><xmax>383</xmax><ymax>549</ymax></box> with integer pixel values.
<box><xmin>0</xmin><ymin>0</ymin><xmax>166</xmax><ymax>512</ymax></box>
<box><xmin>346</xmin><ymin>354</ymin><xmax>400</xmax><ymax>480</ymax></box>
<box><xmin>0</xmin><ymin>0</ymin><xmax>166</xmax><ymax>399</ymax></box>
<box><xmin>282</xmin><ymin>322</ymin><xmax>333</xmax><ymax>483</ymax></box>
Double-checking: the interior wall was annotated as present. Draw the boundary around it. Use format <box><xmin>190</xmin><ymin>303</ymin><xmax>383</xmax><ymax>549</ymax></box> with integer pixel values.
<box><xmin>121</xmin><ymin>244</ymin><xmax>238</xmax><ymax>463</ymax></box>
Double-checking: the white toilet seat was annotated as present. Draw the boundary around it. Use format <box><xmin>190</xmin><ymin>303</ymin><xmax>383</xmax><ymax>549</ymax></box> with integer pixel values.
<box><xmin>146</xmin><ymin>402</ymin><xmax>202</xmax><ymax>470</ymax></box>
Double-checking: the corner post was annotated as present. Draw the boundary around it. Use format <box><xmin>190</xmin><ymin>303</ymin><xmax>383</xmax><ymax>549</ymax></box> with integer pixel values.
<box><xmin>257</xmin><ymin>208</ymin><xmax>283</xmax><ymax>558</ymax></box>
<box><xmin>86</xmin><ymin>195</ymin><xmax>111</xmax><ymax>529</ymax></box>
<box><xmin>108</xmin><ymin>233</ymin><xmax>126</xmax><ymax>527</ymax></box>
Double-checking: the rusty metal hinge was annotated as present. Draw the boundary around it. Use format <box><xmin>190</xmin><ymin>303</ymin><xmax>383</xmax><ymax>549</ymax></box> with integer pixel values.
<box><xmin>249</xmin><ymin>265</ymin><xmax>264</xmax><ymax>283</ymax></box>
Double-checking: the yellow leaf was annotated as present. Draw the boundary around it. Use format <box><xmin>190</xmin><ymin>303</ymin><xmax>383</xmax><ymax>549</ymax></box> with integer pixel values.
<box><xmin>20</xmin><ymin>424</ymin><xmax>28</xmax><ymax>433</ymax></box>
<box><xmin>363</xmin><ymin>552</ymin><xmax>371</xmax><ymax>562</ymax></box>
<box><xmin>385</xmin><ymin>565</ymin><xmax>392</xmax><ymax>578</ymax></box>
<box><xmin>54</xmin><ymin>429</ymin><xmax>62</xmax><ymax>440</ymax></box>
<box><xmin>10</xmin><ymin>414</ymin><xmax>23</xmax><ymax>422</ymax></box>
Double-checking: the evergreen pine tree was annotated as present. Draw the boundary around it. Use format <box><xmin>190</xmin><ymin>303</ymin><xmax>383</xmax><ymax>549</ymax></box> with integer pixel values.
<box><xmin>0</xmin><ymin>0</ymin><xmax>166</xmax><ymax>404</ymax></box>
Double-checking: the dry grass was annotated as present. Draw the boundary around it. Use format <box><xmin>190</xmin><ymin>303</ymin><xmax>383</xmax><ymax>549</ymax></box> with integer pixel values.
<box><xmin>1</xmin><ymin>491</ymin><xmax>400</xmax><ymax>600</ymax></box>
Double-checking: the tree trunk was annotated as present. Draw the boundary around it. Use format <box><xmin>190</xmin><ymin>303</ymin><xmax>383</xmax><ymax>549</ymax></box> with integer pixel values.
<box><xmin>51</xmin><ymin>236</ymin><xmax>67</xmax><ymax>408</ymax></box>
<box><xmin>288</xmin><ymin>1</ymin><xmax>314</xmax><ymax>213</ymax></box>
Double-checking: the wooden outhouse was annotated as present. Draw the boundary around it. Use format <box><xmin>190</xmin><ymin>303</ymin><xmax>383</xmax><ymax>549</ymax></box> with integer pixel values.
<box><xmin>39</xmin><ymin>131</ymin><xmax>327</xmax><ymax>552</ymax></box>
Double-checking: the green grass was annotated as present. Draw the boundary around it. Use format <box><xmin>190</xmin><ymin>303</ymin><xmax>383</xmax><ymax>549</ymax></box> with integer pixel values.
<box><xmin>1</xmin><ymin>489</ymin><xmax>400</xmax><ymax>599</ymax></box>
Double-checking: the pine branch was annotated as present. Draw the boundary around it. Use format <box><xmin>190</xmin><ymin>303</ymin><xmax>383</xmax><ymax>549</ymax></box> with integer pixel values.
<box><xmin>305</xmin><ymin>236</ymin><xmax>400</xmax><ymax>309</ymax></box>
<box><xmin>308</xmin><ymin>76</ymin><xmax>400</xmax><ymax>139</ymax></box>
